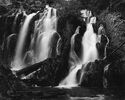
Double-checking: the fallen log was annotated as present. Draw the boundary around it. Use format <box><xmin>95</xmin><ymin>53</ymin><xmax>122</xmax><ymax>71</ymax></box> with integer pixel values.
<box><xmin>16</xmin><ymin>58</ymin><xmax>51</xmax><ymax>77</ymax></box>
<box><xmin>16</xmin><ymin>56</ymin><xmax>62</xmax><ymax>78</ymax></box>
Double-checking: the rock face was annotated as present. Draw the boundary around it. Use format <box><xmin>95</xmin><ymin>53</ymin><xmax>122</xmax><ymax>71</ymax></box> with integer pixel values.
<box><xmin>104</xmin><ymin>60</ymin><xmax>125</xmax><ymax>89</ymax></box>
<box><xmin>0</xmin><ymin>12</ymin><xmax>25</xmax><ymax>65</ymax></box>
<box><xmin>19</xmin><ymin>56</ymin><xmax>68</xmax><ymax>86</ymax></box>
<box><xmin>79</xmin><ymin>60</ymin><xmax>105</xmax><ymax>88</ymax></box>
<box><xmin>0</xmin><ymin>64</ymin><xmax>27</xmax><ymax>96</ymax></box>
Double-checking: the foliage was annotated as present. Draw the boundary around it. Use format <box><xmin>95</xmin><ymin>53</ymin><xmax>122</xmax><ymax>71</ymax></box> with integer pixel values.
<box><xmin>78</xmin><ymin>0</ymin><xmax>111</xmax><ymax>14</ymax></box>
<box><xmin>56</xmin><ymin>0</ymin><xmax>83</xmax><ymax>17</ymax></box>
<box><xmin>99</xmin><ymin>10</ymin><xmax>125</xmax><ymax>60</ymax></box>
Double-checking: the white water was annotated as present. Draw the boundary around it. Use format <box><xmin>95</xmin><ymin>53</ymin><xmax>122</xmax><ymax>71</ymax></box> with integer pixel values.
<box><xmin>82</xmin><ymin>17</ymin><xmax>98</xmax><ymax>64</ymax></box>
<box><xmin>11</xmin><ymin>6</ymin><xmax>59</xmax><ymax>70</ymax></box>
<box><xmin>12</xmin><ymin>11</ymin><xmax>20</xmax><ymax>33</ymax></box>
<box><xmin>59</xmin><ymin>10</ymin><xmax>99</xmax><ymax>88</ymax></box>
<box><xmin>11</xmin><ymin>13</ymin><xmax>36</xmax><ymax>70</ymax></box>
<box><xmin>59</xmin><ymin>26</ymin><xmax>81</xmax><ymax>87</ymax></box>
<box><xmin>58</xmin><ymin>64</ymin><xmax>82</xmax><ymax>88</ymax></box>
<box><xmin>30</xmin><ymin>6</ymin><xmax>58</xmax><ymax>63</ymax></box>
<box><xmin>11</xmin><ymin>8</ymin><xmax>100</xmax><ymax>87</ymax></box>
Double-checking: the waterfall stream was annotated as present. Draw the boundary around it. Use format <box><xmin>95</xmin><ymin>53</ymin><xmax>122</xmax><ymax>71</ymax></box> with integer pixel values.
<box><xmin>59</xmin><ymin>10</ymin><xmax>99</xmax><ymax>88</ymax></box>
<box><xmin>10</xmin><ymin>8</ymin><xmax>106</xmax><ymax>88</ymax></box>
<box><xmin>11</xmin><ymin>13</ymin><xmax>36</xmax><ymax>70</ymax></box>
<box><xmin>59</xmin><ymin>26</ymin><xmax>81</xmax><ymax>88</ymax></box>
<box><xmin>11</xmin><ymin>6</ymin><xmax>59</xmax><ymax>70</ymax></box>
<box><xmin>29</xmin><ymin>6</ymin><xmax>58</xmax><ymax>64</ymax></box>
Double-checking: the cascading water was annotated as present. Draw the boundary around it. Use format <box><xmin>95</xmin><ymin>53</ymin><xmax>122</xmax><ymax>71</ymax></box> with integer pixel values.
<box><xmin>79</xmin><ymin>16</ymin><xmax>99</xmax><ymax>84</ymax></box>
<box><xmin>59</xmin><ymin>26</ymin><xmax>81</xmax><ymax>87</ymax></box>
<box><xmin>59</xmin><ymin>10</ymin><xmax>99</xmax><ymax>88</ymax></box>
<box><xmin>29</xmin><ymin>6</ymin><xmax>58</xmax><ymax>63</ymax></box>
<box><xmin>11</xmin><ymin>13</ymin><xmax>36</xmax><ymax>70</ymax></box>
<box><xmin>82</xmin><ymin>16</ymin><xmax>98</xmax><ymax>64</ymax></box>
<box><xmin>56</xmin><ymin>33</ymin><xmax>61</xmax><ymax>55</ymax></box>
<box><xmin>7</xmin><ymin>10</ymin><xmax>22</xmax><ymax>49</ymax></box>
<box><xmin>12</xmin><ymin>11</ymin><xmax>19</xmax><ymax>33</ymax></box>
<box><xmin>11</xmin><ymin>5</ymin><xmax>59</xmax><ymax>70</ymax></box>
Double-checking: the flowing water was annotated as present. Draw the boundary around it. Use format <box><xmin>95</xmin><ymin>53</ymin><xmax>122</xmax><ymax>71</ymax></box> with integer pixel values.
<box><xmin>12</xmin><ymin>9</ymin><xmax>22</xmax><ymax>33</ymax></box>
<box><xmin>1</xmin><ymin>7</ymin><xmax>125</xmax><ymax>100</ymax></box>
<box><xmin>30</xmin><ymin>7</ymin><xmax>58</xmax><ymax>63</ymax></box>
<box><xmin>59</xmin><ymin>10</ymin><xmax>99</xmax><ymax>88</ymax></box>
<box><xmin>82</xmin><ymin>17</ymin><xmax>98</xmax><ymax>64</ymax></box>
<box><xmin>11</xmin><ymin>8</ymin><xmax>101</xmax><ymax>89</ymax></box>
<box><xmin>59</xmin><ymin>26</ymin><xmax>81</xmax><ymax>88</ymax></box>
<box><xmin>12</xmin><ymin>11</ymin><xmax>19</xmax><ymax>33</ymax></box>
<box><xmin>11</xmin><ymin>13</ymin><xmax>36</xmax><ymax>70</ymax></box>
<box><xmin>11</xmin><ymin>6</ymin><xmax>58</xmax><ymax>70</ymax></box>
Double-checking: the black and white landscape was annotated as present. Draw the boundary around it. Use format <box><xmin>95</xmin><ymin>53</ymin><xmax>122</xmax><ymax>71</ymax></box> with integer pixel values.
<box><xmin>0</xmin><ymin>0</ymin><xmax>125</xmax><ymax>100</ymax></box>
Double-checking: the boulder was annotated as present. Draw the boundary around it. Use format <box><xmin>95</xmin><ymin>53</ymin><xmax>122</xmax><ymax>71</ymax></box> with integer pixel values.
<box><xmin>104</xmin><ymin>60</ymin><xmax>125</xmax><ymax>89</ymax></box>
<box><xmin>79</xmin><ymin>60</ymin><xmax>105</xmax><ymax>88</ymax></box>
<box><xmin>18</xmin><ymin>56</ymin><xmax>69</xmax><ymax>86</ymax></box>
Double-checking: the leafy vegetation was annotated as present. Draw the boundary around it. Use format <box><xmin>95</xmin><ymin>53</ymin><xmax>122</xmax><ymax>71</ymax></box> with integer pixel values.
<box><xmin>99</xmin><ymin>10</ymin><xmax>125</xmax><ymax>60</ymax></box>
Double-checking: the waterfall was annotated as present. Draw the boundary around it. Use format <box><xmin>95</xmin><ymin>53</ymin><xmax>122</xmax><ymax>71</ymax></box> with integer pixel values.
<box><xmin>59</xmin><ymin>65</ymin><xmax>82</xmax><ymax>88</ymax></box>
<box><xmin>11</xmin><ymin>13</ymin><xmax>36</xmax><ymax>70</ymax></box>
<box><xmin>59</xmin><ymin>10</ymin><xmax>99</xmax><ymax>88</ymax></box>
<box><xmin>12</xmin><ymin>11</ymin><xmax>19</xmax><ymax>33</ymax></box>
<box><xmin>11</xmin><ymin>5</ymin><xmax>59</xmax><ymax>71</ymax></box>
<box><xmin>29</xmin><ymin>6</ymin><xmax>58</xmax><ymax>63</ymax></box>
<box><xmin>82</xmin><ymin>17</ymin><xmax>98</xmax><ymax>64</ymax></box>
<box><xmin>79</xmin><ymin>16</ymin><xmax>98</xmax><ymax>84</ymax></box>
<box><xmin>59</xmin><ymin>26</ymin><xmax>82</xmax><ymax>88</ymax></box>
<box><xmin>12</xmin><ymin>9</ymin><xmax>22</xmax><ymax>33</ymax></box>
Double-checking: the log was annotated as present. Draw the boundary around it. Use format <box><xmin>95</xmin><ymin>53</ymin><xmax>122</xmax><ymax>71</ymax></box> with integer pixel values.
<box><xmin>16</xmin><ymin>56</ymin><xmax>60</xmax><ymax>77</ymax></box>
<box><xmin>16</xmin><ymin>59</ymin><xmax>48</xmax><ymax>77</ymax></box>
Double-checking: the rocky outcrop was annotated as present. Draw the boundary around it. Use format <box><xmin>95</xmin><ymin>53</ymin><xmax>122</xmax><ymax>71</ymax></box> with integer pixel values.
<box><xmin>0</xmin><ymin>64</ymin><xmax>28</xmax><ymax>96</ymax></box>
<box><xmin>18</xmin><ymin>56</ymin><xmax>68</xmax><ymax>86</ymax></box>
<box><xmin>79</xmin><ymin>60</ymin><xmax>106</xmax><ymax>88</ymax></box>
<box><xmin>104</xmin><ymin>60</ymin><xmax>125</xmax><ymax>89</ymax></box>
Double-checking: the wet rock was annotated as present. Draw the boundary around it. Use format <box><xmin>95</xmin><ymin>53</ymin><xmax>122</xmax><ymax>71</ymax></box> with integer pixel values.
<box><xmin>0</xmin><ymin>5</ymin><xmax>8</xmax><ymax>15</ymax></box>
<box><xmin>0</xmin><ymin>16</ymin><xmax>7</xmax><ymax>45</ymax></box>
<box><xmin>97</xmin><ymin>34</ymin><xmax>109</xmax><ymax>59</ymax></box>
<box><xmin>17</xmin><ymin>56</ymin><xmax>69</xmax><ymax>86</ymax></box>
<box><xmin>74</xmin><ymin>22</ymin><xmax>86</xmax><ymax>59</ymax></box>
<box><xmin>79</xmin><ymin>60</ymin><xmax>106</xmax><ymax>88</ymax></box>
<box><xmin>3</xmin><ymin>34</ymin><xmax>17</xmax><ymax>64</ymax></box>
<box><xmin>79</xmin><ymin>59</ymin><xmax>125</xmax><ymax>89</ymax></box>
<box><xmin>104</xmin><ymin>60</ymin><xmax>125</xmax><ymax>89</ymax></box>
<box><xmin>0</xmin><ymin>64</ymin><xmax>28</xmax><ymax>96</ymax></box>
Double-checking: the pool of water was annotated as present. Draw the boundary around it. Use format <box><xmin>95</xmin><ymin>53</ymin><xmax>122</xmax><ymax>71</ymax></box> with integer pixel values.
<box><xmin>1</xmin><ymin>87</ymin><xmax>125</xmax><ymax>100</ymax></box>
